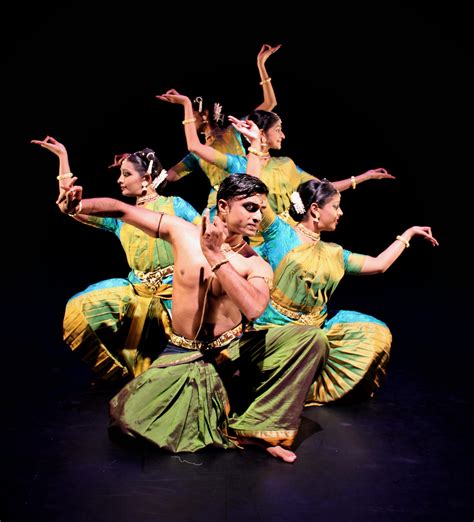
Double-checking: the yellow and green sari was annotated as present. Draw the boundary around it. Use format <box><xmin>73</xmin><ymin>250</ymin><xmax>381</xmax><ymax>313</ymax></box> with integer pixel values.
<box><xmin>254</xmin><ymin>210</ymin><xmax>392</xmax><ymax>405</ymax></box>
<box><xmin>63</xmin><ymin>196</ymin><xmax>200</xmax><ymax>381</ymax></box>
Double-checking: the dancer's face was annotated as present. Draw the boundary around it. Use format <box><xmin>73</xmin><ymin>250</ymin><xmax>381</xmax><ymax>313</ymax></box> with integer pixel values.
<box><xmin>264</xmin><ymin>119</ymin><xmax>285</xmax><ymax>150</ymax></box>
<box><xmin>117</xmin><ymin>159</ymin><xmax>144</xmax><ymax>197</ymax></box>
<box><xmin>219</xmin><ymin>194</ymin><xmax>267</xmax><ymax>236</ymax></box>
<box><xmin>317</xmin><ymin>194</ymin><xmax>343</xmax><ymax>232</ymax></box>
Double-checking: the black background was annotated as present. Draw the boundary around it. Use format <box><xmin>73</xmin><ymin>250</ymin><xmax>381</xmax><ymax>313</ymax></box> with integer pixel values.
<box><xmin>3</xmin><ymin>1</ymin><xmax>472</xmax><ymax>378</ymax></box>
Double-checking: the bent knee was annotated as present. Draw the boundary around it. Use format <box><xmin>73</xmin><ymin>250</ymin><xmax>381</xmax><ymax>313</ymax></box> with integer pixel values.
<box><xmin>289</xmin><ymin>325</ymin><xmax>329</xmax><ymax>355</ymax></box>
<box><xmin>312</xmin><ymin>329</ymin><xmax>329</xmax><ymax>358</ymax></box>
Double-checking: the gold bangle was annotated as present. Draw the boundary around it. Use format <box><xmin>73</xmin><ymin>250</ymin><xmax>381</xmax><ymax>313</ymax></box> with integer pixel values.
<box><xmin>259</xmin><ymin>77</ymin><xmax>272</xmax><ymax>85</ymax></box>
<box><xmin>57</xmin><ymin>173</ymin><xmax>73</xmax><ymax>180</ymax></box>
<box><xmin>248</xmin><ymin>147</ymin><xmax>270</xmax><ymax>158</ymax></box>
<box><xmin>67</xmin><ymin>201</ymin><xmax>83</xmax><ymax>217</ymax></box>
<box><xmin>396</xmin><ymin>235</ymin><xmax>410</xmax><ymax>248</ymax></box>
<box><xmin>211</xmin><ymin>258</ymin><xmax>229</xmax><ymax>273</ymax></box>
<box><xmin>350</xmin><ymin>175</ymin><xmax>357</xmax><ymax>189</ymax></box>
<box><xmin>182</xmin><ymin>118</ymin><xmax>197</xmax><ymax>125</ymax></box>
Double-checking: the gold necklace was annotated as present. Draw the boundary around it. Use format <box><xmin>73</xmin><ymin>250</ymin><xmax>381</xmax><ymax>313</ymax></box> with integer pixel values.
<box><xmin>296</xmin><ymin>223</ymin><xmax>321</xmax><ymax>242</ymax></box>
<box><xmin>220</xmin><ymin>240</ymin><xmax>247</xmax><ymax>254</ymax></box>
<box><xmin>137</xmin><ymin>192</ymin><xmax>159</xmax><ymax>205</ymax></box>
<box><xmin>220</xmin><ymin>240</ymin><xmax>247</xmax><ymax>262</ymax></box>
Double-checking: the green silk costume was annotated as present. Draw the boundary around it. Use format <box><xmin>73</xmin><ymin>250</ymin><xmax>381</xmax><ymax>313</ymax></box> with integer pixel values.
<box><xmin>109</xmin><ymin>324</ymin><xmax>328</xmax><ymax>453</ymax></box>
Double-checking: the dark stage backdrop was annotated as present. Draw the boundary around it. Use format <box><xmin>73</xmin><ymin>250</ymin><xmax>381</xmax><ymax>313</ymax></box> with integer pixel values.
<box><xmin>2</xmin><ymin>2</ymin><xmax>472</xmax><ymax>380</ymax></box>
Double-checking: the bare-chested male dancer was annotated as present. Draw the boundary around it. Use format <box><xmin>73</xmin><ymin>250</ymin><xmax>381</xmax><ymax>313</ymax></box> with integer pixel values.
<box><xmin>59</xmin><ymin>174</ymin><xmax>328</xmax><ymax>462</ymax></box>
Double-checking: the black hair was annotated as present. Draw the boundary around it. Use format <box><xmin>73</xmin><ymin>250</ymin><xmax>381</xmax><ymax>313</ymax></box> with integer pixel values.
<box><xmin>216</xmin><ymin>174</ymin><xmax>269</xmax><ymax>203</ymax></box>
<box><xmin>288</xmin><ymin>179</ymin><xmax>339</xmax><ymax>222</ymax></box>
<box><xmin>125</xmin><ymin>148</ymin><xmax>167</xmax><ymax>193</ymax></box>
<box><xmin>247</xmin><ymin>110</ymin><xmax>281</xmax><ymax>131</ymax></box>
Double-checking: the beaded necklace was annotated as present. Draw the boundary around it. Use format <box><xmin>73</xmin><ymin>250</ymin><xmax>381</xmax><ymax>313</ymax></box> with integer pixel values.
<box><xmin>296</xmin><ymin>223</ymin><xmax>321</xmax><ymax>242</ymax></box>
<box><xmin>137</xmin><ymin>193</ymin><xmax>159</xmax><ymax>205</ymax></box>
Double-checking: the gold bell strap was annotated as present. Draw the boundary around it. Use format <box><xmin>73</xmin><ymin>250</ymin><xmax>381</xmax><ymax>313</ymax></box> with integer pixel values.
<box><xmin>233</xmin><ymin>428</ymin><xmax>297</xmax><ymax>449</ymax></box>
<box><xmin>271</xmin><ymin>299</ymin><xmax>326</xmax><ymax>327</ymax></box>
<box><xmin>169</xmin><ymin>323</ymin><xmax>243</xmax><ymax>352</ymax></box>
<box><xmin>134</xmin><ymin>265</ymin><xmax>174</xmax><ymax>293</ymax></box>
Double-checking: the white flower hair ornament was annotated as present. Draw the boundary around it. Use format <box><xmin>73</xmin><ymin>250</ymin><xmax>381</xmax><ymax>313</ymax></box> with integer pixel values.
<box><xmin>213</xmin><ymin>102</ymin><xmax>223</xmax><ymax>124</ymax></box>
<box><xmin>290</xmin><ymin>191</ymin><xmax>306</xmax><ymax>214</ymax></box>
<box><xmin>151</xmin><ymin>169</ymin><xmax>168</xmax><ymax>189</ymax></box>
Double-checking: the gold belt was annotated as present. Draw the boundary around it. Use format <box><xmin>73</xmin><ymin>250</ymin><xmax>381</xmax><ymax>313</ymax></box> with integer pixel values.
<box><xmin>134</xmin><ymin>265</ymin><xmax>174</xmax><ymax>292</ymax></box>
<box><xmin>169</xmin><ymin>323</ymin><xmax>243</xmax><ymax>352</ymax></box>
<box><xmin>271</xmin><ymin>299</ymin><xmax>325</xmax><ymax>327</ymax></box>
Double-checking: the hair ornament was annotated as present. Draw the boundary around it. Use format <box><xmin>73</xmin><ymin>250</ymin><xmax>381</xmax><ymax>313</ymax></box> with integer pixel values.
<box><xmin>146</xmin><ymin>151</ymin><xmax>155</xmax><ymax>174</ymax></box>
<box><xmin>213</xmin><ymin>102</ymin><xmax>224</xmax><ymax>124</ymax></box>
<box><xmin>290</xmin><ymin>191</ymin><xmax>306</xmax><ymax>214</ymax></box>
<box><xmin>151</xmin><ymin>169</ymin><xmax>168</xmax><ymax>189</ymax></box>
<box><xmin>194</xmin><ymin>96</ymin><xmax>203</xmax><ymax>113</ymax></box>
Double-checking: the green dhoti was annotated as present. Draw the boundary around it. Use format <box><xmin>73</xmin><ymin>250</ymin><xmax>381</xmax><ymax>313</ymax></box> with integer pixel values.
<box><xmin>109</xmin><ymin>324</ymin><xmax>329</xmax><ymax>452</ymax></box>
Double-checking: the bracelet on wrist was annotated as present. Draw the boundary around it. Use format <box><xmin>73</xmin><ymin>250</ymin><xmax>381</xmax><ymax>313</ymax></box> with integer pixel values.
<box><xmin>350</xmin><ymin>176</ymin><xmax>357</xmax><ymax>189</ymax></box>
<box><xmin>395</xmin><ymin>235</ymin><xmax>410</xmax><ymax>248</ymax></box>
<box><xmin>57</xmin><ymin>173</ymin><xmax>73</xmax><ymax>180</ymax></box>
<box><xmin>211</xmin><ymin>258</ymin><xmax>229</xmax><ymax>273</ymax></box>
<box><xmin>259</xmin><ymin>77</ymin><xmax>272</xmax><ymax>85</ymax></box>
<box><xmin>182</xmin><ymin>118</ymin><xmax>197</xmax><ymax>125</ymax></box>
<box><xmin>248</xmin><ymin>147</ymin><xmax>270</xmax><ymax>158</ymax></box>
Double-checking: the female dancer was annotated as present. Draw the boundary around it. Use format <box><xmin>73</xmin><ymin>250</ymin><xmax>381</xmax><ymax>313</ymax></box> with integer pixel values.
<box><xmin>157</xmin><ymin>90</ymin><xmax>394</xmax><ymax>243</ymax></box>
<box><xmin>243</xmin><ymin>123</ymin><xmax>438</xmax><ymax>403</ymax></box>
<box><xmin>165</xmin><ymin>44</ymin><xmax>281</xmax><ymax>211</ymax></box>
<box><xmin>32</xmin><ymin>136</ymin><xmax>200</xmax><ymax>381</ymax></box>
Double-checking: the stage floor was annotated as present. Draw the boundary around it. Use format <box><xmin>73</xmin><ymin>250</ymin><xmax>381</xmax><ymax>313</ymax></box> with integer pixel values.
<box><xmin>3</xmin><ymin>293</ymin><xmax>472</xmax><ymax>521</ymax></box>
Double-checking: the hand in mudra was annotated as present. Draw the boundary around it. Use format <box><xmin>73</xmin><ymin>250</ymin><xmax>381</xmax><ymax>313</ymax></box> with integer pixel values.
<box><xmin>155</xmin><ymin>89</ymin><xmax>189</xmax><ymax>106</ymax></box>
<box><xmin>200</xmin><ymin>208</ymin><xmax>227</xmax><ymax>256</ymax></box>
<box><xmin>58</xmin><ymin>185</ymin><xmax>83</xmax><ymax>215</ymax></box>
<box><xmin>228</xmin><ymin>116</ymin><xmax>260</xmax><ymax>142</ymax></box>
<box><xmin>407</xmin><ymin>226</ymin><xmax>439</xmax><ymax>247</ymax></box>
<box><xmin>364</xmin><ymin>168</ymin><xmax>396</xmax><ymax>180</ymax></box>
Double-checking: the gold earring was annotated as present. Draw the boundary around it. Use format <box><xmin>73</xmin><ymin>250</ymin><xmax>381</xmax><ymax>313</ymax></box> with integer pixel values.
<box><xmin>314</xmin><ymin>211</ymin><xmax>320</xmax><ymax>223</ymax></box>
<box><xmin>141</xmin><ymin>181</ymin><xmax>148</xmax><ymax>195</ymax></box>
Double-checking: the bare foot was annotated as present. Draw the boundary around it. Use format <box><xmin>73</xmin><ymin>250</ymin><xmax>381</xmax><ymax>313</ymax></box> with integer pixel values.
<box><xmin>266</xmin><ymin>445</ymin><xmax>297</xmax><ymax>463</ymax></box>
<box><xmin>238</xmin><ymin>437</ymin><xmax>297</xmax><ymax>463</ymax></box>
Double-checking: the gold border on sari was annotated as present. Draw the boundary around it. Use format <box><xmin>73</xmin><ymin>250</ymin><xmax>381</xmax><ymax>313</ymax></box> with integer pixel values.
<box><xmin>134</xmin><ymin>265</ymin><xmax>174</xmax><ymax>293</ymax></box>
<box><xmin>271</xmin><ymin>298</ymin><xmax>325</xmax><ymax>327</ymax></box>
<box><xmin>169</xmin><ymin>324</ymin><xmax>243</xmax><ymax>352</ymax></box>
